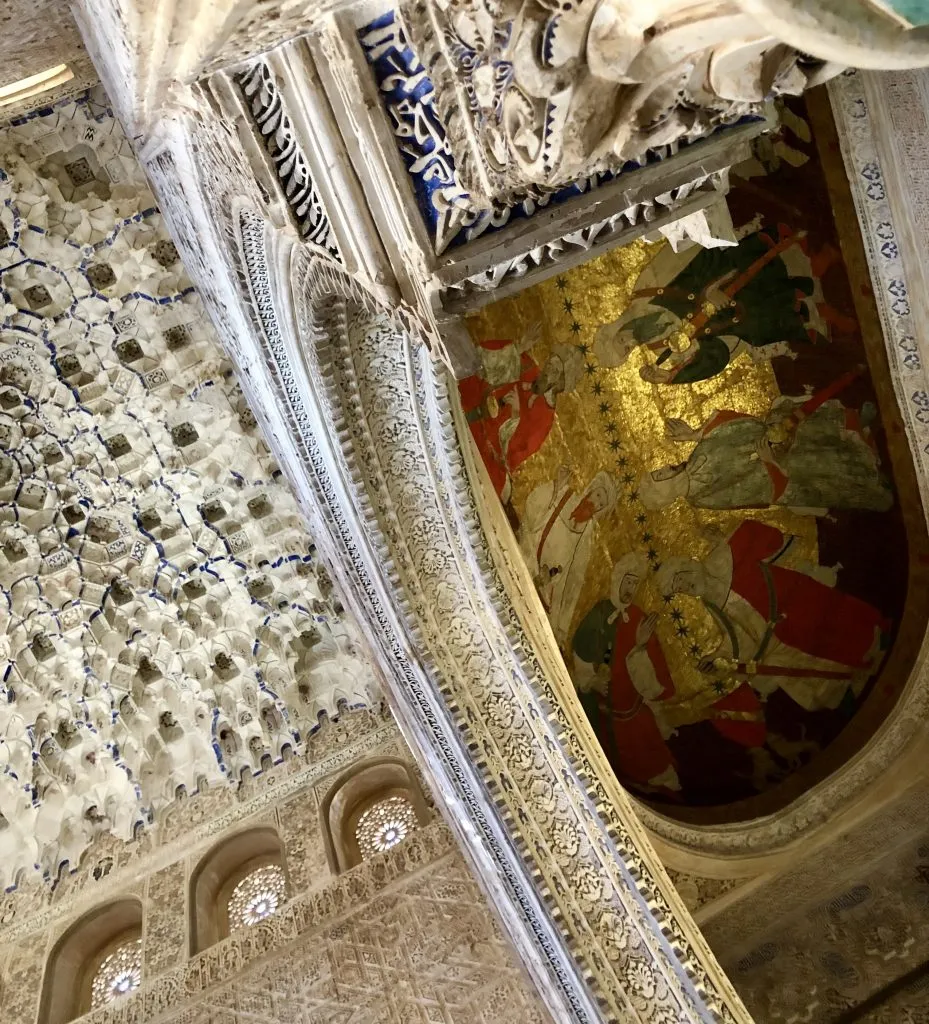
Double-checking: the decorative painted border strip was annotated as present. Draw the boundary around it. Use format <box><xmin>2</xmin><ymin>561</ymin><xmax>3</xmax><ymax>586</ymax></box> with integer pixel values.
<box><xmin>829</xmin><ymin>69</ymin><xmax>929</xmax><ymax>484</ymax></box>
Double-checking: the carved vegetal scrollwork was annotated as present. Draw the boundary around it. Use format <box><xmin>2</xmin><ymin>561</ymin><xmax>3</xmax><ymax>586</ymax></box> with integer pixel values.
<box><xmin>235</xmin><ymin>207</ymin><xmax>754</xmax><ymax>1022</ymax></box>
<box><xmin>400</xmin><ymin>0</ymin><xmax>836</xmax><ymax>205</ymax></box>
<box><xmin>236</xmin><ymin>61</ymin><xmax>342</xmax><ymax>261</ymax></box>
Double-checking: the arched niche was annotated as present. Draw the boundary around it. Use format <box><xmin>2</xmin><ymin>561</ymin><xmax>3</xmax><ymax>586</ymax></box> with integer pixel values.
<box><xmin>39</xmin><ymin>897</ymin><xmax>143</xmax><ymax>1024</ymax></box>
<box><xmin>188</xmin><ymin>825</ymin><xmax>287</xmax><ymax>954</ymax></box>
<box><xmin>319</xmin><ymin>757</ymin><xmax>431</xmax><ymax>872</ymax></box>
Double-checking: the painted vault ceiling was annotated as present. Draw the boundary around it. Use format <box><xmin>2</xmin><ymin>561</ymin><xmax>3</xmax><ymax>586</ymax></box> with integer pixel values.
<box><xmin>460</xmin><ymin>94</ymin><xmax>928</xmax><ymax>821</ymax></box>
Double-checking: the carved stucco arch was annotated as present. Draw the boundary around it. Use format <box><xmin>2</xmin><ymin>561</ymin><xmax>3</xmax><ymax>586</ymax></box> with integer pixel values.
<box><xmin>233</xmin><ymin>207</ymin><xmax>753</xmax><ymax>1023</ymax></box>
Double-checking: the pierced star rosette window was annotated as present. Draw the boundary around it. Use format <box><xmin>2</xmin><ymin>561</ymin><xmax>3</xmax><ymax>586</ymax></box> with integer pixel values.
<box><xmin>355</xmin><ymin>794</ymin><xmax>419</xmax><ymax>859</ymax></box>
<box><xmin>90</xmin><ymin>937</ymin><xmax>142</xmax><ymax>1008</ymax></box>
<box><xmin>226</xmin><ymin>863</ymin><xmax>287</xmax><ymax>929</ymax></box>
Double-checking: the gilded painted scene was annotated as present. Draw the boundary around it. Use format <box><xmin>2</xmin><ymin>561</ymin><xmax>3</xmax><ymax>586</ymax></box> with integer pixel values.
<box><xmin>460</xmin><ymin>97</ymin><xmax>927</xmax><ymax>819</ymax></box>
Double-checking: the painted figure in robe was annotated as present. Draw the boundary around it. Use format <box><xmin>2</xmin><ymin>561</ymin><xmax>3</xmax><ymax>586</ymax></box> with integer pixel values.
<box><xmin>657</xmin><ymin>521</ymin><xmax>891</xmax><ymax>713</ymax></box>
<box><xmin>459</xmin><ymin>328</ymin><xmax>583</xmax><ymax>502</ymax></box>
<box><xmin>594</xmin><ymin>223</ymin><xmax>853</xmax><ymax>385</ymax></box>
<box><xmin>519</xmin><ymin>468</ymin><xmax>617</xmax><ymax>647</ymax></box>
<box><xmin>637</xmin><ymin>374</ymin><xmax>892</xmax><ymax>514</ymax></box>
<box><xmin>572</xmin><ymin>554</ymin><xmax>767</xmax><ymax>796</ymax></box>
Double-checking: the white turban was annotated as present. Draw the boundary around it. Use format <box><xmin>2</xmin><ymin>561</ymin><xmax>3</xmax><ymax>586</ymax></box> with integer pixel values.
<box><xmin>610</xmin><ymin>551</ymin><xmax>648</xmax><ymax>608</ymax></box>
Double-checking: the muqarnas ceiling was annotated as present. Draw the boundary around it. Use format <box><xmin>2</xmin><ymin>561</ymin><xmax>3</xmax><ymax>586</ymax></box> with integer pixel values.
<box><xmin>0</xmin><ymin>89</ymin><xmax>376</xmax><ymax>887</ymax></box>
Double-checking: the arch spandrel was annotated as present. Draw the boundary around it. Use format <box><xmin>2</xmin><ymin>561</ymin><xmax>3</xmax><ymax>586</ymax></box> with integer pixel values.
<box><xmin>454</xmin><ymin>88</ymin><xmax>929</xmax><ymax>847</ymax></box>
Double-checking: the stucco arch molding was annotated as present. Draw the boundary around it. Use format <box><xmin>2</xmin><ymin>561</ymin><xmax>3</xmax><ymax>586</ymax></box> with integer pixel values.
<box><xmin>234</xmin><ymin>209</ymin><xmax>752</xmax><ymax>1024</ymax></box>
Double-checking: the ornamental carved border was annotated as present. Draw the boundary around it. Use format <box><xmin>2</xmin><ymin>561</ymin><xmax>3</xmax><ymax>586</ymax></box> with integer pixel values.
<box><xmin>235</xmin><ymin>59</ymin><xmax>342</xmax><ymax>261</ymax></box>
<box><xmin>98</xmin><ymin>49</ymin><xmax>752</xmax><ymax>1015</ymax></box>
<box><xmin>235</xmin><ymin>209</ymin><xmax>752</xmax><ymax>1023</ymax></box>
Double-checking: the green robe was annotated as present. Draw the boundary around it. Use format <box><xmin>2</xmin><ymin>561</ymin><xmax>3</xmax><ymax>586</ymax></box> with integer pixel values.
<box><xmin>636</xmin><ymin>228</ymin><xmax>816</xmax><ymax>384</ymax></box>
<box><xmin>684</xmin><ymin>405</ymin><xmax>893</xmax><ymax>512</ymax></box>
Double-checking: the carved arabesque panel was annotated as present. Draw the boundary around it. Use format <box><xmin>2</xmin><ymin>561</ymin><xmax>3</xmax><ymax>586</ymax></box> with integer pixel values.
<box><xmin>727</xmin><ymin>831</ymin><xmax>929</xmax><ymax>1022</ymax></box>
<box><xmin>399</xmin><ymin>0</ymin><xmax>828</xmax><ymax>206</ymax></box>
<box><xmin>235</xmin><ymin>205</ymin><xmax>751</xmax><ymax>1021</ymax></box>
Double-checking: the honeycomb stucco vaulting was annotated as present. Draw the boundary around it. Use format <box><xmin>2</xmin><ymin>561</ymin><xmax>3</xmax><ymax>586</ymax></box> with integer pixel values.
<box><xmin>0</xmin><ymin>89</ymin><xmax>377</xmax><ymax>887</ymax></box>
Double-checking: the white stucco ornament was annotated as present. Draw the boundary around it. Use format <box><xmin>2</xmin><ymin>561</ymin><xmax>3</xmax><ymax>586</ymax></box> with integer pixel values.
<box><xmin>0</xmin><ymin>92</ymin><xmax>378</xmax><ymax>888</ymax></box>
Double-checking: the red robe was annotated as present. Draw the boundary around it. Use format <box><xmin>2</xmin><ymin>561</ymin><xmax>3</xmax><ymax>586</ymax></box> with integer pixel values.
<box><xmin>459</xmin><ymin>339</ymin><xmax>556</xmax><ymax>498</ymax></box>
<box><xmin>726</xmin><ymin>521</ymin><xmax>889</xmax><ymax>670</ymax></box>
<box><xmin>606</xmin><ymin>608</ymin><xmax>766</xmax><ymax>781</ymax></box>
<box><xmin>606</xmin><ymin>606</ymin><xmax>677</xmax><ymax>785</ymax></box>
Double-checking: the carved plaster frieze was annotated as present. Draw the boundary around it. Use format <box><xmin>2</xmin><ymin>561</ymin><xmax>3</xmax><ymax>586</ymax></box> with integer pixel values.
<box><xmin>397</xmin><ymin>0</ymin><xmax>833</xmax><ymax>207</ymax></box>
<box><xmin>235</xmin><ymin>59</ymin><xmax>343</xmax><ymax>261</ymax></box>
<box><xmin>356</xmin><ymin>9</ymin><xmax>755</xmax><ymax>261</ymax></box>
<box><xmin>59</xmin><ymin>822</ymin><xmax>551</xmax><ymax>1024</ymax></box>
<box><xmin>440</xmin><ymin>170</ymin><xmax>735</xmax><ymax>312</ymax></box>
